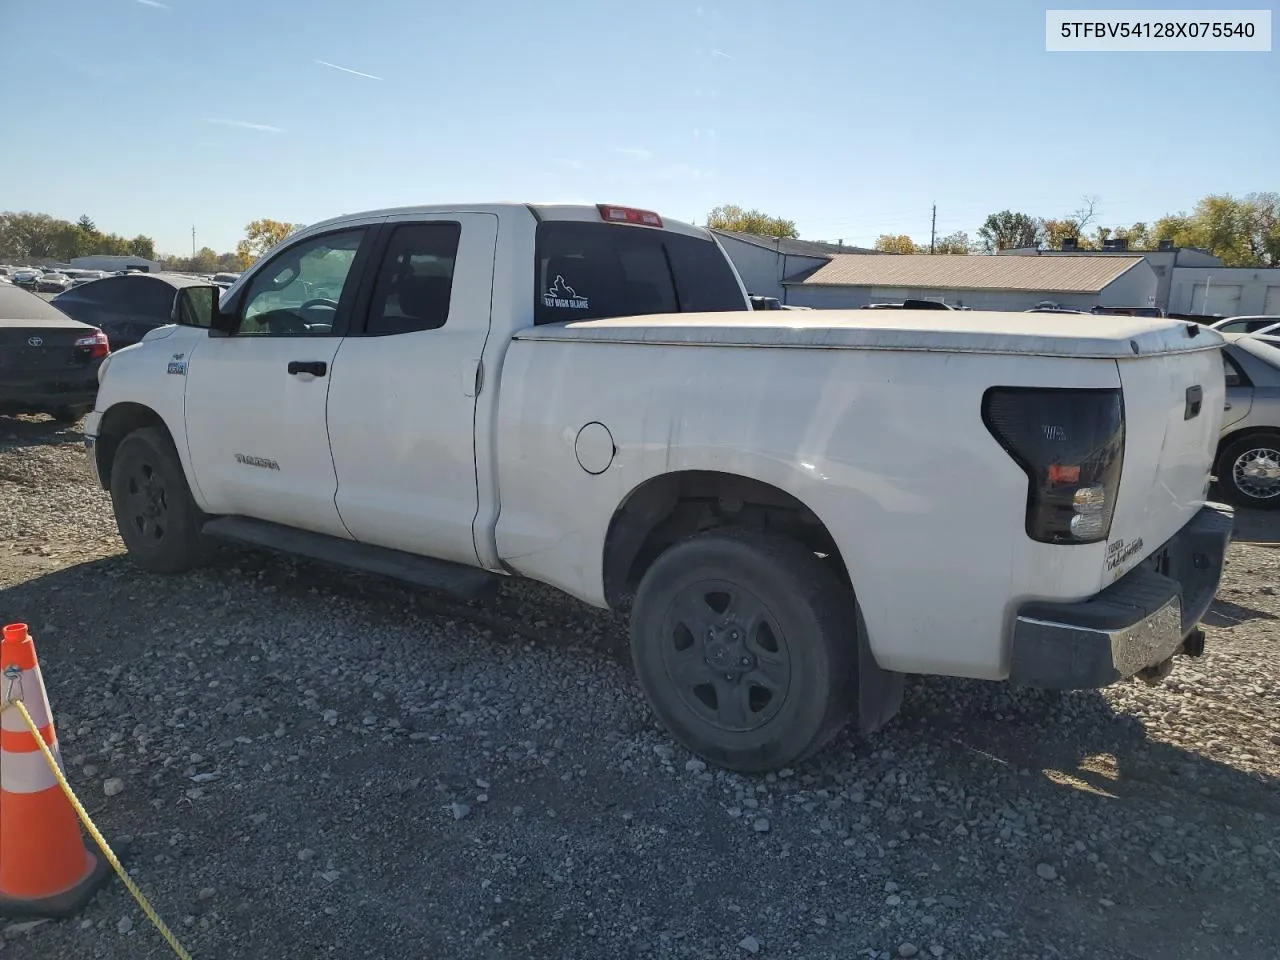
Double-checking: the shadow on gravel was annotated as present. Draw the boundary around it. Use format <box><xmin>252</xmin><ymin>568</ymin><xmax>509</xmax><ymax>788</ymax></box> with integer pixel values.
<box><xmin>1203</xmin><ymin>597</ymin><xmax>1278</xmax><ymax>627</ymax></box>
<box><xmin>1224</xmin><ymin>504</ymin><xmax>1280</xmax><ymax>544</ymax></box>
<box><xmin>897</xmin><ymin>676</ymin><xmax>1280</xmax><ymax>818</ymax></box>
<box><xmin>0</xmin><ymin>413</ymin><xmax>85</xmax><ymax>450</ymax></box>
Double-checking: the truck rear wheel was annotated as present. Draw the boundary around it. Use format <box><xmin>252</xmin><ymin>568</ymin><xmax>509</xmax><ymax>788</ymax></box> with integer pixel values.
<box><xmin>1217</xmin><ymin>432</ymin><xmax>1280</xmax><ymax>510</ymax></box>
<box><xmin>629</xmin><ymin>530</ymin><xmax>858</xmax><ymax>773</ymax></box>
<box><xmin>109</xmin><ymin>426</ymin><xmax>210</xmax><ymax>573</ymax></box>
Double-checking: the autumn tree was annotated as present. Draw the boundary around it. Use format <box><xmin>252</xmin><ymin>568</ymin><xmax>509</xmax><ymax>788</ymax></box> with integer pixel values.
<box><xmin>874</xmin><ymin>234</ymin><xmax>922</xmax><ymax>254</ymax></box>
<box><xmin>706</xmin><ymin>204</ymin><xmax>799</xmax><ymax>239</ymax></box>
<box><xmin>235</xmin><ymin>219</ymin><xmax>302</xmax><ymax>267</ymax></box>
<box><xmin>977</xmin><ymin>210</ymin><xmax>1042</xmax><ymax>252</ymax></box>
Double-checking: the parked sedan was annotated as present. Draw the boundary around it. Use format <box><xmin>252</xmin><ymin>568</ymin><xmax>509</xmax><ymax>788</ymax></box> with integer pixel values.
<box><xmin>10</xmin><ymin>268</ymin><xmax>41</xmax><ymax>290</ymax></box>
<box><xmin>0</xmin><ymin>285</ymin><xmax>110</xmax><ymax>422</ymax></box>
<box><xmin>1216</xmin><ymin>333</ymin><xmax>1280</xmax><ymax>508</ymax></box>
<box><xmin>51</xmin><ymin>271</ymin><xmax>208</xmax><ymax>351</ymax></box>
<box><xmin>36</xmin><ymin>272</ymin><xmax>72</xmax><ymax>293</ymax></box>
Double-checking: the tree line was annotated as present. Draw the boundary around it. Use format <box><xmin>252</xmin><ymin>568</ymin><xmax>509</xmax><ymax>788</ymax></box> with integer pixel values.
<box><xmin>709</xmin><ymin>192</ymin><xmax>1280</xmax><ymax>267</ymax></box>
<box><xmin>0</xmin><ymin>212</ymin><xmax>158</xmax><ymax>265</ymax></box>
<box><xmin>0</xmin><ymin>213</ymin><xmax>301</xmax><ymax>273</ymax></box>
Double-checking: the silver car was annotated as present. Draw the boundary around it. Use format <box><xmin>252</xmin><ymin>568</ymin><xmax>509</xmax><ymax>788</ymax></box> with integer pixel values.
<box><xmin>1217</xmin><ymin>332</ymin><xmax>1280</xmax><ymax>508</ymax></box>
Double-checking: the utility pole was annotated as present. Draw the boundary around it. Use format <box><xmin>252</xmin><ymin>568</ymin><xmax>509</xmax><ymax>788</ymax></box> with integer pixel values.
<box><xmin>191</xmin><ymin>225</ymin><xmax>196</xmax><ymax>259</ymax></box>
<box><xmin>929</xmin><ymin>204</ymin><xmax>937</xmax><ymax>254</ymax></box>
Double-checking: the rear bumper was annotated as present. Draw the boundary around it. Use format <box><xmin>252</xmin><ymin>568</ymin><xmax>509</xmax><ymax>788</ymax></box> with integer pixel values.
<box><xmin>0</xmin><ymin>379</ymin><xmax>98</xmax><ymax>413</ymax></box>
<box><xmin>1008</xmin><ymin>504</ymin><xmax>1233</xmax><ymax>689</ymax></box>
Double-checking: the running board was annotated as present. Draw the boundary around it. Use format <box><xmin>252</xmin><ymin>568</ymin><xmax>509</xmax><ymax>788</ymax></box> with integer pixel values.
<box><xmin>201</xmin><ymin>516</ymin><xmax>499</xmax><ymax>601</ymax></box>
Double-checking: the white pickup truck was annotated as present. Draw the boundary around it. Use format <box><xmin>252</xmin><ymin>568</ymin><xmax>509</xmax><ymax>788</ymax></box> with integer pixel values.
<box><xmin>85</xmin><ymin>202</ymin><xmax>1233</xmax><ymax>772</ymax></box>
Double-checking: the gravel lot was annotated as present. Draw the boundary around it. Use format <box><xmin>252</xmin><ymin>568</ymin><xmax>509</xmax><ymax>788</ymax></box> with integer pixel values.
<box><xmin>1</xmin><ymin>413</ymin><xmax>1277</xmax><ymax>960</ymax></box>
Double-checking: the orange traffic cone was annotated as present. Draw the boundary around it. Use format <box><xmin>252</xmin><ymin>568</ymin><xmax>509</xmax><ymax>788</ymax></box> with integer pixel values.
<box><xmin>0</xmin><ymin>623</ymin><xmax>110</xmax><ymax>918</ymax></box>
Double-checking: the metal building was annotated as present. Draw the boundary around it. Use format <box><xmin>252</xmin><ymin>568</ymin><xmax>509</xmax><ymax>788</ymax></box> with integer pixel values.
<box><xmin>712</xmin><ymin>230</ymin><xmax>876</xmax><ymax>302</ymax></box>
<box><xmin>1167</xmin><ymin>266</ymin><xmax>1280</xmax><ymax>317</ymax></box>
<box><xmin>69</xmin><ymin>254</ymin><xmax>164</xmax><ymax>274</ymax></box>
<box><xmin>998</xmin><ymin>241</ymin><xmax>1222</xmax><ymax>312</ymax></box>
<box><xmin>785</xmin><ymin>254</ymin><xmax>1158</xmax><ymax>312</ymax></box>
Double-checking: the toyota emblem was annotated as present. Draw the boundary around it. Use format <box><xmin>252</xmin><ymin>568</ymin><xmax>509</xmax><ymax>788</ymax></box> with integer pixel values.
<box><xmin>26</xmin><ymin>336</ymin><xmax>43</xmax><ymax>347</ymax></box>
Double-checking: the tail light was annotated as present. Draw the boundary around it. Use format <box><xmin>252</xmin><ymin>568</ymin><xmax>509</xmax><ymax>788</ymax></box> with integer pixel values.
<box><xmin>597</xmin><ymin>204</ymin><xmax>663</xmax><ymax>227</ymax></box>
<box><xmin>982</xmin><ymin>387</ymin><xmax>1124</xmax><ymax>544</ymax></box>
<box><xmin>74</xmin><ymin>328</ymin><xmax>111</xmax><ymax>359</ymax></box>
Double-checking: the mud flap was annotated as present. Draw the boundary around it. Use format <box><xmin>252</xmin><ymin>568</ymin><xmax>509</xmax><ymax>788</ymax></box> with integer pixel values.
<box><xmin>856</xmin><ymin>606</ymin><xmax>905</xmax><ymax>734</ymax></box>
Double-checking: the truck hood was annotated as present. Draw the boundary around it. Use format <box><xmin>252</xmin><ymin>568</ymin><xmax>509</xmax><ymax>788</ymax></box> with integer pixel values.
<box><xmin>516</xmin><ymin>310</ymin><xmax>1224</xmax><ymax>359</ymax></box>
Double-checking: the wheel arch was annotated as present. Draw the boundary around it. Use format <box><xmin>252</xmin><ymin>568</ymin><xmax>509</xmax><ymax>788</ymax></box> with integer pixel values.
<box><xmin>93</xmin><ymin>402</ymin><xmax>175</xmax><ymax>490</ymax></box>
<box><xmin>601</xmin><ymin>469</ymin><xmax>851</xmax><ymax>610</ymax></box>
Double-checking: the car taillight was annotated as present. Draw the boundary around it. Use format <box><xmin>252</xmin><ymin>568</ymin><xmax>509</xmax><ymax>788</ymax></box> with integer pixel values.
<box><xmin>597</xmin><ymin>204</ymin><xmax>663</xmax><ymax>227</ymax></box>
<box><xmin>982</xmin><ymin>387</ymin><xmax>1124</xmax><ymax>545</ymax></box>
<box><xmin>74</xmin><ymin>328</ymin><xmax>111</xmax><ymax>359</ymax></box>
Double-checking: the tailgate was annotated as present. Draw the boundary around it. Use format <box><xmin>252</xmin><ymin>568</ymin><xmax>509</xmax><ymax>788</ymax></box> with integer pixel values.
<box><xmin>1103</xmin><ymin>347</ymin><xmax>1224</xmax><ymax>584</ymax></box>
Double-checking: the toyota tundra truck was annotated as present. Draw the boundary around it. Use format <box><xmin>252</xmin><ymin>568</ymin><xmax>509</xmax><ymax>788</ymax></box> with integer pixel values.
<box><xmin>83</xmin><ymin>202</ymin><xmax>1233</xmax><ymax>772</ymax></box>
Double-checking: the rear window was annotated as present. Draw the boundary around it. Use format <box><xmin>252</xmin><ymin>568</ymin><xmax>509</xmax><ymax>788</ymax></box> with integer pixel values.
<box><xmin>534</xmin><ymin>222</ymin><xmax>744</xmax><ymax>325</ymax></box>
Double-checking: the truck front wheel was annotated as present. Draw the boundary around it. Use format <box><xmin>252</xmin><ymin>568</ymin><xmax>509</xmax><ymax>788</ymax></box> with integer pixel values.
<box><xmin>109</xmin><ymin>426</ymin><xmax>210</xmax><ymax>573</ymax></box>
<box><xmin>629</xmin><ymin>530</ymin><xmax>858</xmax><ymax>773</ymax></box>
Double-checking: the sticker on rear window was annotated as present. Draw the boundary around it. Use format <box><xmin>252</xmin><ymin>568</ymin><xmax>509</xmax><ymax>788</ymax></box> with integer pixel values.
<box><xmin>543</xmin><ymin>276</ymin><xmax>589</xmax><ymax>311</ymax></box>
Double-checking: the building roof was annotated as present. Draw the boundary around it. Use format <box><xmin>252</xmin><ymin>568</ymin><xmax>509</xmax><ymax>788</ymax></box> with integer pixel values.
<box><xmin>712</xmin><ymin>230</ymin><xmax>876</xmax><ymax>259</ymax></box>
<box><xmin>798</xmin><ymin>253</ymin><xmax>1146</xmax><ymax>294</ymax></box>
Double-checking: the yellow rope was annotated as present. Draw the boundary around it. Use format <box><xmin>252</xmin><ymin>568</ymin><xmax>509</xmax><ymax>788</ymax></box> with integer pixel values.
<box><xmin>1</xmin><ymin>697</ymin><xmax>193</xmax><ymax>959</ymax></box>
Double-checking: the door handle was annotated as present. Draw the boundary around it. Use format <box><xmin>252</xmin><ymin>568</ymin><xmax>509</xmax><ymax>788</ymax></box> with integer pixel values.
<box><xmin>287</xmin><ymin>360</ymin><xmax>327</xmax><ymax>377</ymax></box>
<box><xmin>1224</xmin><ymin>403</ymin><xmax>1232</xmax><ymax>411</ymax></box>
<box><xmin>1184</xmin><ymin>385</ymin><xmax>1202</xmax><ymax>420</ymax></box>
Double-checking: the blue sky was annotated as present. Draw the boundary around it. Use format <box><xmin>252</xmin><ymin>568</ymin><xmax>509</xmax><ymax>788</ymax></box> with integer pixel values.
<box><xmin>2</xmin><ymin>0</ymin><xmax>1274</xmax><ymax>256</ymax></box>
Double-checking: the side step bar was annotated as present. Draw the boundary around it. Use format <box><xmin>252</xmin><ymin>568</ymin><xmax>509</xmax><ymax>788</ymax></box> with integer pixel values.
<box><xmin>201</xmin><ymin>516</ymin><xmax>499</xmax><ymax>602</ymax></box>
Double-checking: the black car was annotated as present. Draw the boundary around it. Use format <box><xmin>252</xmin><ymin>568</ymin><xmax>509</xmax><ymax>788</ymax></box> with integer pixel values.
<box><xmin>51</xmin><ymin>272</ymin><xmax>207</xmax><ymax>351</ymax></box>
<box><xmin>0</xmin><ymin>285</ymin><xmax>110</xmax><ymax>422</ymax></box>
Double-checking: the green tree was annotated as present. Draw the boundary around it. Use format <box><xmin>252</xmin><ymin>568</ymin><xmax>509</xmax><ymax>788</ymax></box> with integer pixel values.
<box><xmin>932</xmin><ymin>231</ymin><xmax>973</xmax><ymax>255</ymax></box>
<box><xmin>977</xmin><ymin>210</ymin><xmax>1042</xmax><ymax>252</ymax></box>
<box><xmin>215</xmin><ymin>251</ymin><xmax>244</xmax><ymax>272</ymax></box>
<box><xmin>128</xmin><ymin>235</ymin><xmax>156</xmax><ymax>260</ymax></box>
<box><xmin>874</xmin><ymin>234</ymin><xmax>922</xmax><ymax>254</ymax></box>
<box><xmin>706</xmin><ymin>204</ymin><xmax>799</xmax><ymax>239</ymax></box>
<box><xmin>236</xmin><ymin>218</ymin><xmax>301</xmax><ymax>267</ymax></box>
<box><xmin>1240</xmin><ymin>192</ymin><xmax>1280</xmax><ymax>266</ymax></box>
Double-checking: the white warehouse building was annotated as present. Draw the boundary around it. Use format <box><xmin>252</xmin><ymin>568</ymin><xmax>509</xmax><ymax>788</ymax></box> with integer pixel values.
<box><xmin>69</xmin><ymin>254</ymin><xmax>164</xmax><ymax>274</ymax></box>
<box><xmin>1167</xmin><ymin>266</ymin><xmax>1280</xmax><ymax>317</ymax></box>
<box><xmin>784</xmin><ymin>254</ymin><xmax>1158</xmax><ymax>312</ymax></box>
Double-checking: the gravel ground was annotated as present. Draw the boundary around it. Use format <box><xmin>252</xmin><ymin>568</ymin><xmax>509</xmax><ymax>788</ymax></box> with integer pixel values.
<box><xmin>1</xmin><ymin>413</ymin><xmax>1277</xmax><ymax>960</ymax></box>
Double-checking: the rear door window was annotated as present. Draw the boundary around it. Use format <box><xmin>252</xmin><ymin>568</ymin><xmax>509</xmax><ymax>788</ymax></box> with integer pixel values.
<box><xmin>534</xmin><ymin>222</ymin><xmax>743</xmax><ymax>325</ymax></box>
<box><xmin>363</xmin><ymin>222</ymin><xmax>461</xmax><ymax>336</ymax></box>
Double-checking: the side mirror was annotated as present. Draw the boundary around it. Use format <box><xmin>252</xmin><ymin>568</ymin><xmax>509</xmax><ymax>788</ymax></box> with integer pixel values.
<box><xmin>173</xmin><ymin>285</ymin><xmax>236</xmax><ymax>336</ymax></box>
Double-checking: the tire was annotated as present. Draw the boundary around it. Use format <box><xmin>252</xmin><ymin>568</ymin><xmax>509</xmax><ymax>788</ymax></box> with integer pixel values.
<box><xmin>629</xmin><ymin>529</ymin><xmax>858</xmax><ymax>773</ymax></box>
<box><xmin>1216</xmin><ymin>432</ymin><xmax>1280</xmax><ymax>510</ymax></box>
<box><xmin>109</xmin><ymin>426</ymin><xmax>210</xmax><ymax>573</ymax></box>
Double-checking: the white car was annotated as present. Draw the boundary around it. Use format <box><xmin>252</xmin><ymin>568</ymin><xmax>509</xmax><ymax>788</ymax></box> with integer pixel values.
<box><xmin>1208</xmin><ymin>315</ymin><xmax>1280</xmax><ymax>335</ymax></box>
<box><xmin>84</xmin><ymin>201</ymin><xmax>1233</xmax><ymax>772</ymax></box>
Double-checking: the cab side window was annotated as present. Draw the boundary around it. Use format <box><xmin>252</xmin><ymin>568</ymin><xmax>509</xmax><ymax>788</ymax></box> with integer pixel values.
<box><xmin>237</xmin><ymin>229</ymin><xmax>365</xmax><ymax>337</ymax></box>
<box><xmin>364</xmin><ymin>223</ymin><xmax>462</xmax><ymax>336</ymax></box>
